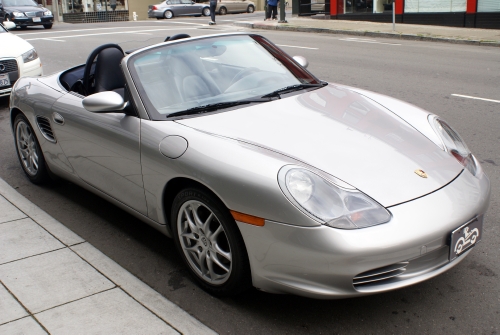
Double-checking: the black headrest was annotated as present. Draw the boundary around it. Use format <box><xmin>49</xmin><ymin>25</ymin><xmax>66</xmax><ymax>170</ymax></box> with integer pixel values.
<box><xmin>94</xmin><ymin>48</ymin><xmax>125</xmax><ymax>93</ymax></box>
<box><xmin>164</xmin><ymin>33</ymin><xmax>191</xmax><ymax>42</ymax></box>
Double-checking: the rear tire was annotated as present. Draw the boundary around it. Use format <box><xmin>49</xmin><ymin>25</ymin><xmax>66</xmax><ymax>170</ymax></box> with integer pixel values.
<box><xmin>43</xmin><ymin>24</ymin><xmax>52</xmax><ymax>29</ymax></box>
<box><xmin>164</xmin><ymin>10</ymin><xmax>173</xmax><ymax>19</ymax></box>
<box><xmin>14</xmin><ymin>114</ymin><xmax>51</xmax><ymax>185</ymax></box>
<box><xmin>219</xmin><ymin>6</ymin><xmax>227</xmax><ymax>15</ymax></box>
<box><xmin>247</xmin><ymin>5</ymin><xmax>254</xmax><ymax>13</ymax></box>
<box><xmin>171</xmin><ymin>187</ymin><xmax>251</xmax><ymax>297</ymax></box>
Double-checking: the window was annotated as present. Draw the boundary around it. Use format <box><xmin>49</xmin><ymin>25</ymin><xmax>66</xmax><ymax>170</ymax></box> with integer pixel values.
<box><xmin>404</xmin><ymin>0</ymin><xmax>466</xmax><ymax>13</ymax></box>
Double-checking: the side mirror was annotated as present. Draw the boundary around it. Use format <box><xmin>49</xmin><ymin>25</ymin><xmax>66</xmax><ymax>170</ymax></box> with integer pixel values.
<box><xmin>3</xmin><ymin>21</ymin><xmax>16</xmax><ymax>30</ymax></box>
<box><xmin>293</xmin><ymin>55</ymin><xmax>309</xmax><ymax>69</ymax></box>
<box><xmin>82</xmin><ymin>91</ymin><xmax>128</xmax><ymax>113</ymax></box>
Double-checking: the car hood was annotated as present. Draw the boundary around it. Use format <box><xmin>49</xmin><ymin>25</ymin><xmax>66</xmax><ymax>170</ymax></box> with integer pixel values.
<box><xmin>6</xmin><ymin>6</ymin><xmax>45</xmax><ymax>12</ymax></box>
<box><xmin>0</xmin><ymin>32</ymin><xmax>34</xmax><ymax>58</ymax></box>
<box><xmin>176</xmin><ymin>84</ymin><xmax>463</xmax><ymax>207</ymax></box>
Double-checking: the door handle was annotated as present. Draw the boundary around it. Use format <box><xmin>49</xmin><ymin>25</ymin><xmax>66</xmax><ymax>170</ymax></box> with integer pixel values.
<box><xmin>52</xmin><ymin>112</ymin><xmax>65</xmax><ymax>125</ymax></box>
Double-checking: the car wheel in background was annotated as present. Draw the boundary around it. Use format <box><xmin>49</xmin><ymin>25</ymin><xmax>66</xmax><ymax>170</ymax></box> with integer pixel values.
<box><xmin>171</xmin><ymin>187</ymin><xmax>251</xmax><ymax>296</ymax></box>
<box><xmin>202</xmin><ymin>7</ymin><xmax>210</xmax><ymax>16</ymax></box>
<box><xmin>14</xmin><ymin>114</ymin><xmax>51</xmax><ymax>184</ymax></box>
<box><xmin>219</xmin><ymin>6</ymin><xmax>227</xmax><ymax>15</ymax></box>
<box><xmin>43</xmin><ymin>24</ymin><xmax>52</xmax><ymax>29</ymax></box>
<box><xmin>247</xmin><ymin>5</ymin><xmax>254</xmax><ymax>13</ymax></box>
<box><xmin>163</xmin><ymin>10</ymin><xmax>173</xmax><ymax>19</ymax></box>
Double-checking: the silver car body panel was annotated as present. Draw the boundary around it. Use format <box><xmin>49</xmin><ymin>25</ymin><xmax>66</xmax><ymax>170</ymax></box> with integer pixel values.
<box><xmin>51</xmin><ymin>92</ymin><xmax>147</xmax><ymax>215</ymax></box>
<box><xmin>177</xmin><ymin>84</ymin><xmax>463</xmax><ymax>207</ymax></box>
<box><xmin>237</xmin><ymin>168</ymin><xmax>490</xmax><ymax>298</ymax></box>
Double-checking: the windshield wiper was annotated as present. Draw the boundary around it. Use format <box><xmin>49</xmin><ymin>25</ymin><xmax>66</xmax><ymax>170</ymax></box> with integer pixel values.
<box><xmin>167</xmin><ymin>98</ymin><xmax>273</xmax><ymax>118</ymax></box>
<box><xmin>261</xmin><ymin>82</ymin><xmax>328</xmax><ymax>99</ymax></box>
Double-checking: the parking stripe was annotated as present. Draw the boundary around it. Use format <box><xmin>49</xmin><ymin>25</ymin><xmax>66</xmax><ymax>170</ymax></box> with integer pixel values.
<box><xmin>451</xmin><ymin>94</ymin><xmax>500</xmax><ymax>104</ymax></box>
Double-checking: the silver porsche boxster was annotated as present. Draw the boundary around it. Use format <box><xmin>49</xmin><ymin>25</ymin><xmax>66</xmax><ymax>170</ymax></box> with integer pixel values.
<box><xmin>9</xmin><ymin>33</ymin><xmax>491</xmax><ymax>299</ymax></box>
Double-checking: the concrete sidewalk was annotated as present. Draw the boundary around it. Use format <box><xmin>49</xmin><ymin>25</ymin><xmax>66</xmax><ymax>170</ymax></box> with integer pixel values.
<box><xmin>0</xmin><ymin>178</ymin><xmax>216</xmax><ymax>335</ymax></box>
<box><xmin>234</xmin><ymin>16</ymin><xmax>500</xmax><ymax>47</ymax></box>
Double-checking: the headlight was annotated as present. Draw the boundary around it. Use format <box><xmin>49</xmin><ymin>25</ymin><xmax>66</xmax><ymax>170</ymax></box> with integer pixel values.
<box><xmin>44</xmin><ymin>10</ymin><xmax>52</xmax><ymax>15</ymax></box>
<box><xmin>22</xmin><ymin>49</ymin><xmax>39</xmax><ymax>63</ymax></box>
<box><xmin>278</xmin><ymin>166</ymin><xmax>391</xmax><ymax>229</ymax></box>
<box><xmin>429</xmin><ymin>115</ymin><xmax>477</xmax><ymax>176</ymax></box>
<box><xmin>12</xmin><ymin>12</ymin><xmax>25</xmax><ymax>17</ymax></box>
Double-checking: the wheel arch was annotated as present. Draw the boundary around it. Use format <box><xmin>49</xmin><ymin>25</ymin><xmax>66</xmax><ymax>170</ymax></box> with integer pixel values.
<box><xmin>10</xmin><ymin>107</ymin><xmax>25</xmax><ymax>132</ymax></box>
<box><xmin>162</xmin><ymin>177</ymin><xmax>231</xmax><ymax>231</ymax></box>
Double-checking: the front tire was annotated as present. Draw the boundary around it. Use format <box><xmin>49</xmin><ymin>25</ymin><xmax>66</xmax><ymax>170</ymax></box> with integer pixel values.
<box><xmin>202</xmin><ymin>7</ymin><xmax>210</xmax><ymax>16</ymax></box>
<box><xmin>219</xmin><ymin>6</ymin><xmax>227</xmax><ymax>15</ymax></box>
<box><xmin>163</xmin><ymin>10</ymin><xmax>173</xmax><ymax>19</ymax></box>
<box><xmin>247</xmin><ymin>5</ymin><xmax>254</xmax><ymax>13</ymax></box>
<box><xmin>14</xmin><ymin>114</ymin><xmax>50</xmax><ymax>184</ymax></box>
<box><xmin>171</xmin><ymin>187</ymin><xmax>251</xmax><ymax>296</ymax></box>
<box><xmin>43</xmin><ymin>24</ymin><xmax>52</xmax><ymax>29</ymax></box>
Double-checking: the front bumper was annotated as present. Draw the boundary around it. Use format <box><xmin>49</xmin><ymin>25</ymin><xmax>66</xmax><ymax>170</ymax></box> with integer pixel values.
<box><xmin>0</xmin><ymin>57</ymin><xmax>42</xmax><ymax>98</ymax></box>
<box><xmin>12</xmin><ymin>15</ymin><xmax>54</xmax><ymax>26</ymax></box>
<box><xmin>237</xmin><ymin>168</ymin><xmax>491</xmax><ymax>299</ymax></box>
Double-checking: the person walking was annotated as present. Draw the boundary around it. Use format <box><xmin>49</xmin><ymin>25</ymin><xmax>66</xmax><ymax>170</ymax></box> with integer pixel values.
<box><xmin>209</xmin><ymin>0</ymin><xmax>220</xmax><ymax>25</ymax></box>
<box><xmin>266</xmin><ymin>0</ymin><xmax>278</xmax><ymax>20</ymax></box>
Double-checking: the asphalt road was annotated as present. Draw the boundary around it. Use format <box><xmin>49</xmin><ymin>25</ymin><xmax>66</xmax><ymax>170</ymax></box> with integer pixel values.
<box><xmin>1</xmin><ymin>17</ymin><xmax>499</xmax><ymax>334</ymax></box>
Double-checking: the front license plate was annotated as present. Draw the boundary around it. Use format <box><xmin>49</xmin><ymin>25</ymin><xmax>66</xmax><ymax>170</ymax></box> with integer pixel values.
<box><xmin>33</xmin><ymin>17</ymin><xmax>41</xmax><ymax>22</ymax></box>
<box><xmin>0</xmin><ymin>74</ymin><xmax>10</xmax><ymax>88</ymax></box>
<box><xmin>450</xmin><ymin>216</ymin><xmax>483</xmax><ymax>261</ymax></box>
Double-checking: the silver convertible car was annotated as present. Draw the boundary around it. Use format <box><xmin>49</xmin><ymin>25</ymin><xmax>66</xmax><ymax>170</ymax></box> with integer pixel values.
<box><xmin>9</xmin><ymin>33</ymin><xmax>490</xmax><ymax>299</ymax></box>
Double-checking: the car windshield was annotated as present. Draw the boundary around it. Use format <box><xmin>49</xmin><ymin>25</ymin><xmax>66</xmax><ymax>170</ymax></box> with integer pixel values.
<box><xmin>128</xmin><ymin>34</ymin><xmax>322</xmax><ymax>119</ymax></box>
<box><xmin>4</xmin><ymin>0</ymin><xmax>38</xmax><ymax>6</ymax></box>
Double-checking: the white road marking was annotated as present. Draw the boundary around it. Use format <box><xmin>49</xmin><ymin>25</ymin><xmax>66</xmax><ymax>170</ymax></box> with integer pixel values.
<box><xmin>276</xmin><ymin>44</ymin><xmax>318</xmax><ymax>50</ymax></box>
<box><xmin>15</xmin><ymin>26</ymin><xmax>170</xmax><ymax>36</ymax></box>
<box><xmin>40</xmin><ymin>38</ymin><xmax>65</xmax><ymax>42</ymax></box>
<box><xmin>339</xmin><ymin>38</ymin><xmax>401</xmax><ymax>46</ymax></box>
<box><xmin>452</xmin><ymin>94</ymin><xmax>500</xmax><ymax>104</ymax></box>
<box><xmin>155</xmin><ymin>21</ymin><xmax>205</xmax><ymax>25</ymax></box>
<box><xmin>24</xmin><ymin>27</ymin><xmax>197</xmax><ymax>41</ymax></box>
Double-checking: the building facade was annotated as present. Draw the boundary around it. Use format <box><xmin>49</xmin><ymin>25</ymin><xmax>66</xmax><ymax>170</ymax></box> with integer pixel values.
<box><xmin>328</xmin><ymin>0</ymin><xmax>500</xmax><ymax>28</ymax></box>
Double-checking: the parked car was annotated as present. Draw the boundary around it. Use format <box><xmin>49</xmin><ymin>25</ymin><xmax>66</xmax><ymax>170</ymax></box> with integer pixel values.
<box><xmin>9</xmin><ymin>33</ymin><xmax>490</xmax><ymax>299</ymax></box>
<box><xmin>0</xmin><ymin>21</ymin><xmax>42</xmax><ymax>97</ymax></box>
<box><xmin>0</xmin><ymin>0</ymin><xmax>54</xmax><ymax>29</ymax></box>
<box><xmin>148</xmin><ymin>0</ymin><xmax>210</xmax><ymax>19</ymax></box>
<box><xmin>207</xmin><ymin>0</ymin><xmax>255</xmax><ymax>15</ymax></box>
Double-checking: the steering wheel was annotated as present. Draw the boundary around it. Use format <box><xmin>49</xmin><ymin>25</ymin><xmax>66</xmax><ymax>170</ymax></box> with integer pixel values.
<box><xmin>227</xmin><ymin>67</ymin><xmax>261</xmax><ymax>88</ymax></box>
<box><xmin>225</xmin><ymin>71</ymin><xmax>284</xmax><ymax>94</ymax></box>
<box><xmin>82</xmin><ymin>44</ymin><xmax>124</xmax><ymax>96</ymax></box>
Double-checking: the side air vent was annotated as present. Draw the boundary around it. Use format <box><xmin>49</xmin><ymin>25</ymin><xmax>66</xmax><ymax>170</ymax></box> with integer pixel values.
<box><xmin>36</xmin><ymin>116</ymin><xmax>56</xmax><ymax>143</ymax></box>
<box><xmin>353</xmin><ymin>261</ymin><xmax>409</xmax><ymax>288</ymax></box>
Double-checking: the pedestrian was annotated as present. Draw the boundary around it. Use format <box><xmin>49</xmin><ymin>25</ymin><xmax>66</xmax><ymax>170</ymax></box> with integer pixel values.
<box><xmin>266</xmin><ymin>0</ymin><xmax>278</xmax><ymax>20</ymax></box>
<box><xmin>209</xmin><ymin>0</ymin><xmax>220</xmax><ymax>25</ymax></box>
<box><xmin>110</xmin><ymin>0</ymin><xmax>117</xmax><ymax>11</ymax></box>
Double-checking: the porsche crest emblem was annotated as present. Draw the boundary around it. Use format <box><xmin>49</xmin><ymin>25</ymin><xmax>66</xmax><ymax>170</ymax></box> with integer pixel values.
<box><xmin>415</xmin><ymin>169</ymin><xmax>428</xmax><ymax>178</ymax></box>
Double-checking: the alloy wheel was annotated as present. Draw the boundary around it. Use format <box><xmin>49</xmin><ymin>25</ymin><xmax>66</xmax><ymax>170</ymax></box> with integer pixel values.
<box><xmin>16</xmin><ymin>120</ymin><xmax>39</xmax><ymax>176</ymax></box>
<box><xmin>177</xmin><ymin>200</ymin><xmax>232</xmax><ymax>285</ymax></box>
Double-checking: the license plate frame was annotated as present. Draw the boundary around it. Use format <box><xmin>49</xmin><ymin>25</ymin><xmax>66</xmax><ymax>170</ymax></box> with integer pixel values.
<box><xmin>32</xmin><ymin>17</ymin><xmax>41</xmax><ymax>22</ymax></box>
<box><xmin>0</xmin><ymin>74</ymin><xmax>11</xmax><ymax>88</ymax></box>
<box><xmin>449</xmin><ymin>216</ymin><xmax>483</xmax><ymax>261</ymax></box>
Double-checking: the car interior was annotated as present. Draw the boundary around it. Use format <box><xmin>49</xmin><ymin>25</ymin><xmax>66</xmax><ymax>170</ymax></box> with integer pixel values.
<box><xmin>58</xmin><ymin>33</ymin><xmax>193</xmax><ymax>98</ymax></box>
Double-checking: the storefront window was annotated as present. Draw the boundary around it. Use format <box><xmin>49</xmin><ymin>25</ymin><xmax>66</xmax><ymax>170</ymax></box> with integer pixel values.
<box><xmin>404</xmin><ymin>0</ymin><xmax>466</xmax><ymax>13</ymax></box>
<box><xmin>342</xmin><ymin>0</ymin><xmax>394</xmax><ymax>13</ymax></box>
<box><xmin>477</xmin><ymin>0</ymin><xmax>500</xmax><ymax>12</ymax></box>
<box><xmin>61</xmin><ymin>0</ymin><xmax>127</xmax><ymax>13</ymax></box>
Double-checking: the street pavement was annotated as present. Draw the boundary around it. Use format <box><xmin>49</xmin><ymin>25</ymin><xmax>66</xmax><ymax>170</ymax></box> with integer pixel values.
<box><xmin>0</xmin><ymin>17</ymin><xmax>499</xmax><ymax>334</ymax></box>
<box><xmin>0</xmin><ymin>178</ymin><xmax>216</xmax><ymax>334</ymax></box>
<box><xmin>234</xmin><ymin>15</ymin><xmax>500</xmax><ymax>46</ymax></box>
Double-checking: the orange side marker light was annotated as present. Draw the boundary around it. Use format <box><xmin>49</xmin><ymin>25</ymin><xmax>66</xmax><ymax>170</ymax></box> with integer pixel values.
<box><xmin>230</xmin><ymin>210</ymin><xmax>265</xmax><ymax>226</ymax></box>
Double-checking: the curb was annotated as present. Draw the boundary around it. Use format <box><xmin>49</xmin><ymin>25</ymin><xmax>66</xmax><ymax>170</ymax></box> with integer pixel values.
<box><xmin>233</xmin><ymin>22</ymin><xmax>500</xmax><ymax>47</ymax></box>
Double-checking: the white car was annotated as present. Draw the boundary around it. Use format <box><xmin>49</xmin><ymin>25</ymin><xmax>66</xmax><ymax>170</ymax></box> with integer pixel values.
<box><xmin>0</xmin><ymin>21</ymin><xmax>42</xmax><ymax>98</ymax></box>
